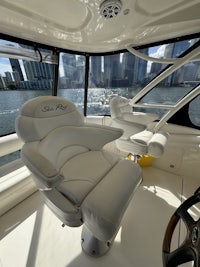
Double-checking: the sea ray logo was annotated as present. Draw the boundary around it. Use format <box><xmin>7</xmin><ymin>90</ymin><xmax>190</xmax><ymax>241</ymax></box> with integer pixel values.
<box><xmin>41</xmin><ymin>103</ymin><xmax>67</xmax><ymax>112</ymax></box>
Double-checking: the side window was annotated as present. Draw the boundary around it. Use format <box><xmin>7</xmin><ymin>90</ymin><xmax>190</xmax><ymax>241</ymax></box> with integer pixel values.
<box><xmin>0</xmin><ymin>40</ymin><xmax>54</xmax><ymax>167</ymax></box>
<box><xmin>0</xmin><ymin>41</ymin><xmax>54</xmax><ymax>137</ymax></box>
<box><xmin>136</xmin><ymin>56</ymin><xmax>200</xmax><ymax>121</ymax></box>
<box><xmin>88</xmin><ymin>50</ymin><xmax>154</xmax><ymax>116</ymax></box>
<box><xmin>189</xmin><ymin>95</ymin><xmax>200</xmax><ymax>127</ymax></box>
<box><xmin>57</xmin><ymin>52</ymin><xmax>85</xmax><ymax>112</ymax></box>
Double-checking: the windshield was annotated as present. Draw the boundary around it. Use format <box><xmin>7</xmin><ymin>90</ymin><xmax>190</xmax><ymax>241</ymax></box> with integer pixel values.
<box><xmin>0</xmin><ymin>36</ymin><xmax>199</xmax><ymax>138</ymax></box>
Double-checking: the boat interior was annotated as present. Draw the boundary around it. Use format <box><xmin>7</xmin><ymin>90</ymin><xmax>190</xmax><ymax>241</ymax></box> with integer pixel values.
<box><xmin>0</xmin><ymin>1</ymin><xmax>200</xmax><ymax>267</ymax></box>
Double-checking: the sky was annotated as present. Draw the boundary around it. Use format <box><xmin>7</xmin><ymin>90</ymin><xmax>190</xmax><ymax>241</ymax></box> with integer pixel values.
<box><xmin>0</xmin><ymin>40</ymin><xmax>18</xmax><ymax>76</ymax></box>
<box><xmin>149</xmin><ymin>45</ymin><xmax>166</xmax><ymax>58</ymax></box>
<box><xmin>0</xmin><ymin>57</ymin><xmax>12</xmax><ymax>76</ymax></box>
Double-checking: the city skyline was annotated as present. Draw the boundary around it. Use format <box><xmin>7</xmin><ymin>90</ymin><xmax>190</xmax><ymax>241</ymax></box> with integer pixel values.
<box><xmin>0</xmin><ymin>39</ymin><xmax>161</xmax><ymax>78</ymax></box>
<box><xmin>0</xmin><ymin>39</ymin><xmax>199</xmax><ymax>90</ymax></box>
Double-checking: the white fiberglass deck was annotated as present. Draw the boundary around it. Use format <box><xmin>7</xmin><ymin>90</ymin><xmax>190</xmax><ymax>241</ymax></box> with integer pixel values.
<box><xmin>0</xmin><ymin>166</ymin><xmax>199</xmax><ymax>267</ymax></box>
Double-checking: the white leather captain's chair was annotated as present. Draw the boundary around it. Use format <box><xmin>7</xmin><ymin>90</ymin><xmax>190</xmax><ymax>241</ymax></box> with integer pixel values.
<box><xmin>110</xmin><ymin>96</ymin><xmax>159</xmax><ymax>155</ymax></box>
<box><xmin>15</xmin><ymin>96</ymin><xmax>142</xmax><ymax>257</ymax></box>
<box><xmin>110</xmin><ymin>96</ymin><xmax>169</xmax><ymax>158</ymax></box>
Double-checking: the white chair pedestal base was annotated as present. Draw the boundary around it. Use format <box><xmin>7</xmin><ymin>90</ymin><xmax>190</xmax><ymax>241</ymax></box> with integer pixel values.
<box><xmin>81</xmin><ymin>225</ymin><xmax>113</xmax><ymax>257</ymax></box>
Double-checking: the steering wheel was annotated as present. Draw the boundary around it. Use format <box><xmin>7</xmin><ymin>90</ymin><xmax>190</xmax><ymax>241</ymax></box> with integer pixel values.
<box><xmin>163</xmin><ymin>188</ymin><xmax>200</xmax><ymax>267</ymax></box>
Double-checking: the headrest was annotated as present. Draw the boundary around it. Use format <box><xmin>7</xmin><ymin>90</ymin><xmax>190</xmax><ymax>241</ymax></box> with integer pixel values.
<box><xmin>110</xmin><ymin>96</ymin><xmax>132</xmax><ymax>118</ymax></box>
<box><xmin>15</xmin><ymin>96</ymin><xmax>84</xmax><ymax>142</ymax></box>
<box><xmin>20</xmin><ymin>96</ymin><xmax>78</xmax><ymax>118</ymax></box>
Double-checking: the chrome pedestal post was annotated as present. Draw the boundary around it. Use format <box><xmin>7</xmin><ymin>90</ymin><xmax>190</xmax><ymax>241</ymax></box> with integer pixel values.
<box><xmin>81</xmin><ymin>225</ymin><xmax>112</xmax><ymax>257</ymax></box>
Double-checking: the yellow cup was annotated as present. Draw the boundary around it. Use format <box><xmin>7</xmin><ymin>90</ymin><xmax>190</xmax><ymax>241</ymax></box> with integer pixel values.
<box><xmin>137</xmin><ymin>155</ymin><xmax>154</xmax><ymax>167</ymax></box>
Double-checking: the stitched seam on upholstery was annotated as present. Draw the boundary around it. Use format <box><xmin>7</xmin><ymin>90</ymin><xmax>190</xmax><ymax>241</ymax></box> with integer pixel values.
<box><xmin>79</xmin><ymin>160</ymin><xmax>119</xmax><ymax>205</ymax></box>
<box><xmin>56</xmin><ymin>146</ymin><xmax>89</xmax><ymax>169</ymax></box>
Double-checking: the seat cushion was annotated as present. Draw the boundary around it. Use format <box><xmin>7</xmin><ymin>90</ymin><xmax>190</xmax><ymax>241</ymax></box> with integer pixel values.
<box><xmin>82</xmin><ymin>159</ymin><xmax>142</xmax><ymax>241</ymax></box>
<box><xmin>57</xmin><ymin>150</ymin><xmax>119</xmax><ymax>205</ymax></box>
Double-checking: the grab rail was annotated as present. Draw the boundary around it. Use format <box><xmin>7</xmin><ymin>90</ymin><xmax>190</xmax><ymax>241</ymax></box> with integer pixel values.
<box><xmin>0</xmin><ymin>134</ymin><xmax>37</xmax><ymax>217</ymax></box>
<box><xmin>129</xmin><ymin>44</ymin><xmax>200</xmax><ymax>106</ymax></box>
<box><xmin>0</xmin><ymin>133</ymin><xmax>23</xmax><ymax>157</ymax></box>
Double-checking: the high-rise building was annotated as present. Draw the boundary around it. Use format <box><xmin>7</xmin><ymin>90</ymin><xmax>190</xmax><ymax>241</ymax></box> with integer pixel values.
<box><xmin>110</xmin><ymin>54</ymin><xmax>121</xmax><ymax>80</ymax></box>
<box><xmin>0</xmin><ymin>75</ymin><xmax>6</xmax><ymax>89</ymax></box>
<box><xmin>135</xmin><ymin>48</ymin><xmax>148</xmax><ymax>85</ymax></box>
<box><xmin>5</xmin><ymin>71</ymin><xmax>12</xmax><ymax>83</ymax></box>
<box><xmin>9</xmin><ymin>58</ymin><xmax>24</xmax><ymax>81</ymax></box>
<box><xmin>122</xmin><ymin>49</ymin><xmax>148</xmax><ymax>86</ymax></box>
<box><xmin>103</xmin><ymin>56</ymin><xmax>112</xmax><ymax>87</ymax></box>
<box><xmin>172</xmin><ymin>41</ymin><xmax>190</xmax><ymax>58</ymax></box>
<box><xmin>61</xmin><ymin>54</ymin><xmax>85</xmax><ymax>88</ymax></box>
<box><xmin>90</xmin><ymin>56</ymin><xmax>102</xmax><ymax>86</ymax></box>
<box><xmin>20</xmin><ymin>44</ymin><xmax>54</xmax><ymax>88</ymax></box>
<box><xmin>62</xmin><ymin>53</ymin><xmax>76</xmax><ymax>78</ymax></box>
<box><xmin>12</xmin><ymin>71</ymin><xmax>21</xmax><ymax>83</ymax></box>
<box><xmin>122</xmin><ymin>52</ymin><xmax>135</xmax><ymax>86</ymax></box>
<box><xmin>23</xmin><ymin>61</ymin><xmax>53</xmax><ymax>80</ymax></box>
<box><xmin>165</xmin><ymin>41</ymin><xmax>190</xmax><ymax>85</ymax></box>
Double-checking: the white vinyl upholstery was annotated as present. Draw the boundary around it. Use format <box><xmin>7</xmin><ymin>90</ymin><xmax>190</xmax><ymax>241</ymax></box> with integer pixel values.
<box><xmin>82</xmin><ymin>159</ymin><xmax>141</xmax><ymax>241</ymax></box>
<box><xmin>15</xmin><ymin>96</ymin><xmax>142</xmax><ymax>255</ymax></box>
<box><xmin>109</xmin><ymin>96</ymin><xmax>159</xmax><ymax>154</ymax></box>
<box><xmin>147</xmin><ymin>131</ymin><xmax>169</xmax><ymax>157</ymax></box>
<box><xmin>129</xmin><ymin>129</ymin><xmax>154</xmax><ymax>155</ymax></box>
<box><xmin>130</xmin><ymin>130</ymin><xmax>169</xmax><ymax>158</ymax></box>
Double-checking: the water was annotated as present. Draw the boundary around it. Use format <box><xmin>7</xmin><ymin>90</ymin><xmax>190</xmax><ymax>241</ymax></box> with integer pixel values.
<box><xmin>0</xmin><ymin>88</ymin><xmax>130</xmax><ymax>136</ymax></box>
<box><xmin>1</xmin><ymin>86</ymin><xmax>199</xmax><ymax>136</ymax></box>
<box><xmin>0</xmin><ymin>86</ymin><xmax>199</xmax><ymax>166</ymax></box>
<box><xmin>0</xmin><ymin>88</ymin><xmax>92</xmax><ymax>166</ymax></box>
<box><xmin>0</xmin><ymin>90</ymin><xmax>50</xmax><ymax>135</ymax></box>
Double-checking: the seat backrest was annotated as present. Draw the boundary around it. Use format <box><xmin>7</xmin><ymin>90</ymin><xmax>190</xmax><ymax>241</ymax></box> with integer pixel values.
<box><xmin>109</xmin><ymin>96</ymin><xmax>145</xmax><ymax>143</ymax></box>
<box><xmin>16</xmin><ymin>95</ymin><xmax>123</xmax><ymax>174</ymax></box>
<box><xmin>109</xmin><ymin>96</ymin><xmax>164</xmax><ymax>155</ymax></box>
<box><xmin>15</xmin><ymin>96</ymin><xmax>84</xmax><ymax>143</ymax></box>
<box><xmin>110</xmin><ymin>96</ymin><xmax>132</xmax><ymax>119</ymax></box>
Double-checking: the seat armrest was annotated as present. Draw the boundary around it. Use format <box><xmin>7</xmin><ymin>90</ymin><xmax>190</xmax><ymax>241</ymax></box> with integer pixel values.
<box><xmin>81</xmin><ymin>124</ymin><xmax>123</xmax><ymax>149</ymax></box>
<box><xmin>21</xmin><ymin>143</ymin><xmax>64</xmax><ymax>188</ymax></box>
<box><xmin>111</xmin><ymin>118</ymin><xmax>145</xmax><ymax>138</ymax></box>
<box><xmin>122</xmin><ymin>112</ymin><xmax>158</xmax><ymax>125</ymax></box>
<box><xmin>112</xmin><ymin>118</ymin><xmax>144</xmax><ymax>128</ymax></box>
